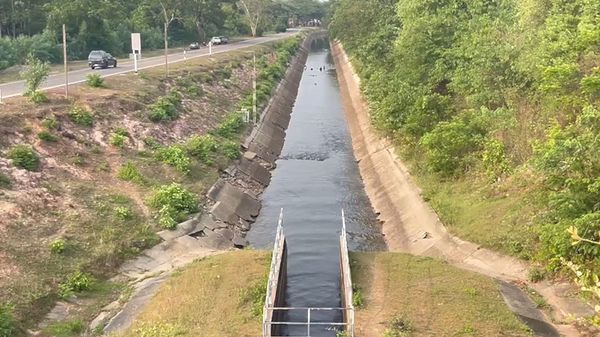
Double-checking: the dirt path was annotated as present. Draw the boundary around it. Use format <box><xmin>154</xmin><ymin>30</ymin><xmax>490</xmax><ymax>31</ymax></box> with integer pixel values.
<box><xmin>331</xmin><ymin>42</ymin><xmax>592</xmax><ymax>336</ymax></box>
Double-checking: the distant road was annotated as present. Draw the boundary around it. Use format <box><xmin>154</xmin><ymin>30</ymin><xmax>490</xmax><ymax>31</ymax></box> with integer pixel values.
<box><xmin>0</xmin><ymin>31</ymin><xmax>297</xmax><ymax>100</ymax></box>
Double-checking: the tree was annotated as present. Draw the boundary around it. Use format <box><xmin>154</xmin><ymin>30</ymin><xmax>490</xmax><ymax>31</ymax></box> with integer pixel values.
<box><xmin>237</xmin><ymin>0</ymin><xmax>271</xmax><ymax>37</ymax></box>
<box><xmin>20</xmin><ymin>54</ymin><xmax>50</xmax><ymax>103</ymax></box>
<box><xmin>184</xmin><ymin>0</ymin><xmax>230</xmax><ymax>43</ymax></box>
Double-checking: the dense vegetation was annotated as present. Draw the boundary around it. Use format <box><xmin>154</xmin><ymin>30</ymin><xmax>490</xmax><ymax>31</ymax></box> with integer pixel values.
<box><xmin>330</xmin><ymin>0</ymin><xmax>599</xmax><ymax>280</ymax></box>
<box><xmin>0</xmin><ymin>0</ymin><xmax>327</xmax><ymax>69</ymax></box>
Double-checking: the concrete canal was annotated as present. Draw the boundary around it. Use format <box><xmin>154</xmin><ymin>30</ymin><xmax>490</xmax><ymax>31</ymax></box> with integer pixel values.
<box><xmin>247</xmin><ymin>38</ymin><xmax>385</xmax><ymax>336</ymax></box>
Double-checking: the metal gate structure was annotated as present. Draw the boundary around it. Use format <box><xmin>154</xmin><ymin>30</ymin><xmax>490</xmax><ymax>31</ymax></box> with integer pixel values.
<box><xmin>262</xmin><ymin>209</ymin><xmax>355</xmax><ymax>337</ymax></box>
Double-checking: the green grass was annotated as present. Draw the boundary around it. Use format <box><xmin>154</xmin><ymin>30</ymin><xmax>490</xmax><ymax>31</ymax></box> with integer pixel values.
<box><xmin>113</xmin><ymin>251</ymin><xmax>269</xmax><ymax>337</ymax></box>
<box><xmin>410</xmin><ymin>164</ymin><xmax>540</xmax><ymax>260</ymax></box>
<box><xmin>351</xmin><ymin>252</ymin><xmax>532</xmax><ymax>337</ymax></box>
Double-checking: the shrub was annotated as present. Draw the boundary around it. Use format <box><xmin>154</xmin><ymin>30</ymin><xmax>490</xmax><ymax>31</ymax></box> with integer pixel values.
<box><xmin>382</xmin><ymin>315</ymin><xmax>414</xmax><ymax>337</ymax></box>
<box><xmin>117</xmin><ymin>161</ymin><xmax>145</xmax><ymax>184</ymax></box>
<box><xmin>482</xmin><ymin>138</ymin><xmax>511</xmax><ymax>180</ymax></box>
<box><xmin>86</xmin><ymin>73</ymin><xmax>104</xmax><ymax>87</ymax></box>
<box><xmin>45</xmin><ymin>320</ymin><xmax>85</xmax><ymax>337</ymax></box>
<box><xmin>147</xmin><ymin>183</ymin><xmax>198</xmax><ymax>229</ymax></box>
<box><xmin>420</xmin><ymin>114</ymin><xmax>487</xmax><ymax>175</ymax></box>
<box><xmin>58</xmin><ymin>271</ymin><xmax>93</xmax><ymax>298</ymax></box>
<box><xmin>0</xmin><ymin>304</ymin><xmax>15</xmax><ymax>337</ymax></box>
<box><xmin>68</xmin><ymin>106</ymin><xmax>94</xmax><ymax>127</ymax></box>
<box><xmin>213</xmin><ymin>113</ymin><xmax>244</xmax><ymax>139</ymax></box>
<box><xmin>38</xmin><ymin>130</ymin><xmax>58</xmax><ymax>142</ymax></box>
<box><xmin>7</xmin><ymin>145</ymin><xmax>40</xmax><ymax>171</ymax></box>
<box><xmin>115</xmin><ymin>206</ymin><xmax>132</xmax><ymax>219</ymax></box>
<box><xmin>155</xmin><ymin>145</ymin><xmax>191</xmax><ymax>172</ymax></box>
<box><xmin>0</xmin><ymin>173</ymin><xmax>11</xmax><ymax>189</ymax></box>
<box><xmin>528</xmin><ymin>267</ymin><xmax>546</xmax><ymax>283</ymax></box>
<box><xmin>110</xmin><ymin>133</ymin><xmax>127</xmax><ymax>148</ymax></box>
<box><xmin>219</xmin><ymin>140</ymin><xmax>240</xmax><ymax>160</ymax></box>
<box><xmin>143</xmin><ymin>136</ymin><xmax>161</xmax><ymax>150</ymax></box>
<box><xmin>352</xmin><ymin>287</ymin><xmax>364</xmax><ymax>309</ymax></box>
<box><xmin>49</xmin><ymin>238</ymin><xmax>66</xmax><ymax>254</ymax></box>
<box><xmin>148</xmin><ymin>90</ymin><xmax>182</xmax><ymax>122</ymax></box>
<box><xmin>41</xmin><ymin>116</ymin><xmax>58</xmax><ymax>130</ymax></box>
<box><xmin>20</xmin><ymin>54</ymin><xmax>50</xmax><ymax>103</ymax></box>
<box><xmin>185</xmin><ymin>135</ymin><xmax>218</xmax><ymax>164</ymax></box>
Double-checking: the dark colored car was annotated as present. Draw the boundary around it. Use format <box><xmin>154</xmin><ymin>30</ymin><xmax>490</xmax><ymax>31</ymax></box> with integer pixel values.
<box><xmin>88</xmin><ymin>50</ymin><xmax>117</xmax><ymax>69</ymax></box>
<box><xmin>219</xmin><ymin>36</ymin><xmax>228</xmax><ymax>44</ymax></box>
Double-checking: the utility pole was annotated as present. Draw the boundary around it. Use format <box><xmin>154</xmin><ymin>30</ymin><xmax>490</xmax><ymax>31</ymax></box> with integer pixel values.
<box><xmin>62</xmin><ymin>24</ymin><xmax>68</xmax><ymax>98</ymax></box>
<box><xmin>164</xmin><ymin>22</ymin><xmax>168</xmax><ymax>77</ymax></box>
<box><xmin>253</xmin><ymin>52</ymin><xmax>257</xmax><ymax>124</ymax></box>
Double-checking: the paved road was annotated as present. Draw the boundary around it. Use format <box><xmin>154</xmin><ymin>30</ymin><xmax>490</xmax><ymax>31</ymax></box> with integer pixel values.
<box><xmin>0</xmin><ymin>31</ymin><xmax>297</xmax><ymax>100</ymax></box>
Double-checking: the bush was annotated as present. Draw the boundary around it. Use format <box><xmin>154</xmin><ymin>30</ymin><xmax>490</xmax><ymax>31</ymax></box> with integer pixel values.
<box><xmin>420</xmin><ymin>113</ymin><xmax>488</xmax><ymax>175</ymax></box>
<box><xmin>115</xmin><ymin>206</ymin><xmax>132</xmax><ymax>220</ymax></box>
<box><xmin>58</xmin><ymin>271</ymin><xmax>93</xmax><ymax>298</ymax></box>
<box><xmin>50</xmin><ymin>238</ymin><xmax>66</xmax><ymax>254</ymax></box>
<box><xmin>155</xmin><ymin>146</ymin><xmax>191</xmax><ymax>172</ymax></box>
<box><xmin>110</xmin><ymin>133</ymin><xmax>127</xmax><ymax>148</ymax></box>
<box><xmin>239</xmin><ymin>277</ymin><xmax>267</xmax><ymax>318</ymax></box>
<box><xmin>213</xmin><ymin>113</ymin><xmax>244</xmax><ymax>139</ymax></box>
<box><xmin>185</xmin><ymin>135</ymin><xmax>218</xmax><ymax>164</ymax></box>
<box><xmin>28</xmin><ymin>91</ymin><xmax>48</xmax><ymax>104</ymax></box>
<box><xmin>68</xmin><ymin>106</ymin><xmax>94</xmax><ymax>127</ymax></box>
<box><xmin>21</xmin><ymin>54</ymin><xmax>50</xmax><ymax>103</ymax></box>
<box><xmin>117</xmin><ymin>161</ymin><xmax>145</xmax><ymax>184</ymax></box>
<box><xmin>148</xmin><ymin>90</ymin><xmax>182</xmax><ymax>122</ymax></box>
<box><xmin>7</xmin><ymin>145</ymin><xmax>40</xmax><ymax>171</ymax></box>
<box><xmin>86</xmin><ymin>73</ymin><xmax>104</xmax><ymax>87</ymax></box>
<box><xmin>482</xmin><ymin>138</ymin><xmax>511</xmax><ymax>180</ymax></box>
<box><xmin>219</xmin><ymin>140</ymin><xmax>240</xmax><ymax>160</ymax></box>
<box><xmin>0</xmin><ymin>304</ymin><xmax>15</xmax><ymax>337</ymax></box>
<box><xmin>147</xmin><ymin>183</ymin><xmax>198</xmax><ymax>229</ymax></box>
<box><xmin>528</xmin><ymin>267</ymin><xmax>546</xmax><ymax>283</ymax></box>
<box><xmin>41</xmin><ymin>117</ymin><xmax>58</xmax><ymax>130</ymax></box>
<box><xmin>143</xmin><ymin>136</ymin><xmax>161</xmax><ymax>150</ymax></box>
<box><xmin>38</xmin><ymin>130</ymin><xmax>58</xmax><ymax>142</ymax></box>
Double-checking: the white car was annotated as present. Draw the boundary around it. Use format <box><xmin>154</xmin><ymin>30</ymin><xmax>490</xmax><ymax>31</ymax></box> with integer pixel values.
<box><xmin>210</xmin><ymin>36</ymin><xmax>222</xmax><ymax>45</ymax></box>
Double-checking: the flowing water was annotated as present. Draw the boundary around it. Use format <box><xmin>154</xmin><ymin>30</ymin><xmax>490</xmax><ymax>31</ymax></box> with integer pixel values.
<box><xmin>247</xmin><ymin>39</ymin><xmax>385</xmax><ymax>336</ymax></box>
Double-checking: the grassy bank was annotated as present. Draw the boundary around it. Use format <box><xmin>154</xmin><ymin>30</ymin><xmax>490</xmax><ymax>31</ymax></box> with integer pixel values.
<box><xmin>0</xmin><ymin>34</ymin><xmax>302</xmax><ymax>335</ymax></box>
<box><xmin>109</xmin><ymin>250</ymin><xmax>269</xmax><ymax>337</ymax></box>
<box><xmin>351</xmin><ymin>252</ymin><xmax>531</xmax><ymax>337</ymax></box>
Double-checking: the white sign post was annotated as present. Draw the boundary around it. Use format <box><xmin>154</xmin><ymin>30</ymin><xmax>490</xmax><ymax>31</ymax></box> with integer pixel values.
<box><xmin>131</xmin><ymin>33</ymin><xmax>141</xmax><ymax>73</ymax></box>
<box><xmin>209</xmin><ymin>41</ymin><xmax>212</xmax><ymax>55</ymax></box>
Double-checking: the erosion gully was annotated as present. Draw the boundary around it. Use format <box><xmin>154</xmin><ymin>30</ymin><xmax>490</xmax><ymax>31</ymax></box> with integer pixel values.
<box><xmin>247</xmin><ymin>38</ymin><xmax>385</xmax><ymax>336</ymax></box>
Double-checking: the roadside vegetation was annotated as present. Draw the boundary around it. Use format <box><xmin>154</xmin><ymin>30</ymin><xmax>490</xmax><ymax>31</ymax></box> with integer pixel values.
<box><xmin>0</xmin><ymin>35</ymin><xmax>302</xmax><ymax>335</ymax></box>
<box><xmin>330</xmin><ymin>0</ymin><xmax>600</xmax><ymax>321</ymax></box>
<box><xmin>110</xmin><ymin>251</ymin><xmax>269</xmax><ymax>337</ymax></box>
<box><xmin>351</xmin><ymin>253</ymin><xmax>531</xmax><ymax>337</ymax></box>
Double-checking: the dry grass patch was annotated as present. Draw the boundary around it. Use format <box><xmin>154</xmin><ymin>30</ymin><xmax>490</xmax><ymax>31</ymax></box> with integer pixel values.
<box><xmin>352</xmin><ymin>252</ymin><xmax>532</xmax><ymax>337</ymax></box>
<box><xmin>116</xmin><ymin>250</ymin><xmax>269</xmax><ymax>337</ymax></box>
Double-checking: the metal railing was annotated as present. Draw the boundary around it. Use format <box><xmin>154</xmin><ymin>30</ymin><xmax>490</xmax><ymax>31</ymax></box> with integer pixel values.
<box><xmin>262</xmin><ymin>209</ymin><xmax>355</xmax><ymax>337</ymax></box>
<box><xmin>264</xmin><ymin>307</ymin><xmax>354</xmax><ymax>337</ymax></box>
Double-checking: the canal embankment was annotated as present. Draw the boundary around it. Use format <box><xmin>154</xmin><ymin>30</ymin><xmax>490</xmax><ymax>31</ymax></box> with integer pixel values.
<box><xmin>331</xmin><ymin>41</ymin><xmax>592</xmax><ymax>336</ymax></box>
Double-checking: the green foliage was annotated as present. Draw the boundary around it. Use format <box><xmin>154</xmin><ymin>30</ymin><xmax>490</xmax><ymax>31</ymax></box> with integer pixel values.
<box><xmin>50</xmin><ymin>238</ymin><xmax>66</xmax><ymax>254</ymax></box>
<box><xmin>352</xmin><ymin>287</ymin><xmax>364</xmax><ymax>309</ymax></box>
<box><xmin>38</xmin><ymin>130</ymin><xmax>58</xmax><ymax>142</ymax></box>
<box><xmin>44</xmin><ymin>320</ymin><xmax>85</xmax><ymax>337</ymax></box>
<box><xmin>86</xmin><ymin>73</ymin><xmax>105</xmax><ymax>88</ymax></box>
<box><xmin>213</xmin><ymin>113</ymin><xmax>244</xmax><ymax>139</ymax></box>
<box><xmin>58</xmin><ymin>271</ymin><xmax>93</xmax><ymax>298</ymax></box>
<box><xmin>239</xmin><ymin>277</ymin><xmax>267</xmax><ymax>318</ymax></box>
<box><xmin>0</xmin><ymin>173</ymin><xmax>11</xmax><ymax>189</ymax></box>
<box><xmin>68</xmin><ymin>106</ymin><xmax>94</xmax><ymax>127</ymax></box>
<box><xmin>7</xmin><ymin>145</ymin><xmax>40</xmax><ymax>171</ymax></box>
<box><xmin>219</xmin><ymin>140</ymin><xmax>240</xmax><ymax>160</ymax></box>
<box><xmin>185</xmin><ymin>135</ymin><xmax>218</xmax><ymax>164</ymax></box>
<box><xmin>149</xmin><ymin>90</ymin><xmax>182</xmax><ymax>122</ymax></box>
<box><xmin>482</xmin><ymin>139</ymin><xmax>511</xmax><ymax>180</ymax></box>
<box><xmin>143</xmin><ymin>136</ymin><xmax>161</xmax><ymax>150</ymax></box>
<box><xmin>0</xmin><ymin>304</ymin><xmax>15</xmax><ymax>337</ymax></box>
<box><xmin>528</xmin><ymin>268</ymin><xmax>546</xmax><ymax>283</ymax></box>
<box><xmin>147</xmin><ymin>183</ymin><xmax>198</xmax><ymax>230</ymax></box>
<box><xmin>110</xmin><ymin>133</ymin><xmax>127</xmax><ymax>148</ymax></box>
<box><xmin>41</xmin><ymin>117</ymin><xmax>58</xmax><ymax>130</ymax></box>
<box><xmin>115</xmin><ymin>206</ymin><xmax>132</xmax><ymax>220</ymax></box>
<box><xmin>155</xmin><ymin>145</ymin><xmax>191</xmax><ymax>172</ymax></box>
<box><xmin>421</xmin><ymin>113</ymin><xmax>488</xmax><ymax>175</ymax></box>
<box><xmin>175</xmin><ymin>76</ymin><xmax>202</xmax><ymax>98</ymax></box>
<box><xmin>20</xmin><ymin>54</ymin><xmax>50</xmax><ymax>102</ymax></box>
<box><xmin>117</xmin><ymin>161</ymin><xmax>145</xmax><ymax>184</ymax></box>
